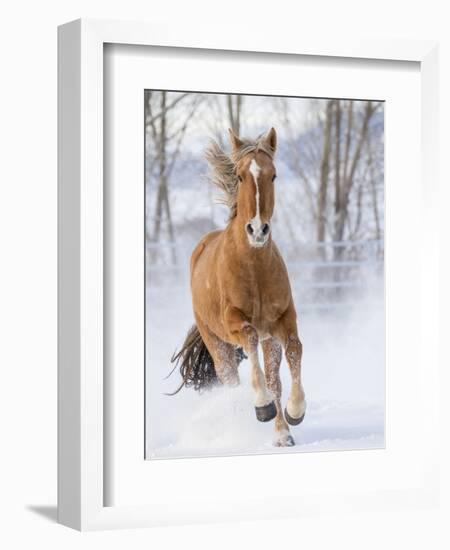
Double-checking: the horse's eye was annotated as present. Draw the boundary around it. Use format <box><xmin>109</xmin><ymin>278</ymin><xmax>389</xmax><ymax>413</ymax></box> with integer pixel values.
<box><xmin>237</xmin><ymin>175</ymin><xmax>243</xmax><ymax>182</ymax></box>
<box><xmin>272</xmin><ymin>175</ymin><xmax>277</xmax><ymax>182</ymax></box>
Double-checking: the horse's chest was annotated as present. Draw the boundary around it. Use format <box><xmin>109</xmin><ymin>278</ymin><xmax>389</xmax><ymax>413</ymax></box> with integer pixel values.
<box><xmin>236</xmin><ymin>277</ymin><xmax>286</xmax><ymax>325</ymax></box>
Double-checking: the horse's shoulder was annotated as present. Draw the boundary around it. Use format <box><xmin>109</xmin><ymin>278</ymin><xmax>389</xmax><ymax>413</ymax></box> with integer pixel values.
<box><xmin>190</xmin><ymin>229</ymin><xmax>223</xmax><ymax>270</ymax></box>
<box><xmin>270</xmin><ymin>241</ymin><xmax>288</xmax><ymax>271</ymax></box>
<box><xmin>202</xmin><ymin>229</ymin><xmax>223</xmax><ymax>245</ymax></box>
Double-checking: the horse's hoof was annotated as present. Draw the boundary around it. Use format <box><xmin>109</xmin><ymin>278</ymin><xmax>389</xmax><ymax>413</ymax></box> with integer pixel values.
<box><xmin>275</xmin><ymin>433</ymin><xmax>295</xmax><ymax>447</ymax></box>
<box><xmin>284</xmin><ymin>408</ymin><xmax>305</xmax><ymax>426</ymax></box>
<box><xmin>255</xmin><ymin>401</ymin><xmax>277</xmax><ymax>422</ymax></box>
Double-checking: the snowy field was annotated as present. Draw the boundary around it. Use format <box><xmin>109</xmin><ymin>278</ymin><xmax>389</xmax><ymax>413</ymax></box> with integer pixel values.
<box><xmin>145</xmin><ymin>280</ymin><xmax>385</xmax><ymax>459</ymax></box>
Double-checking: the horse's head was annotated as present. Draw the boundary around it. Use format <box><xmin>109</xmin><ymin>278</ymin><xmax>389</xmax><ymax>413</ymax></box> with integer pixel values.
<box><xmin>230</xmin><ymin>127</ymin><xmax>277</xmax><ymax>248</ymax></box>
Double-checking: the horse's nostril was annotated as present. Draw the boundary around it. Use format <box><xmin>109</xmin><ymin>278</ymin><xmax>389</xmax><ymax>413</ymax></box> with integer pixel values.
<box><xmin>262</xmin><ymin>223</ymin><xmax>270</xmax><ymax>235</ymax></box>
<box><xmin>246</xmin><ymin>223</ymin><xmax>254</xmax><ymax>235</ymax></box>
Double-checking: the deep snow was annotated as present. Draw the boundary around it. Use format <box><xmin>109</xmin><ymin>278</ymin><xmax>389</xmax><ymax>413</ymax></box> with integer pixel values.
<box><xmin>145</xmin><ymin>280</ymin><xmax>385</xmax><ymax>459</ymax></box>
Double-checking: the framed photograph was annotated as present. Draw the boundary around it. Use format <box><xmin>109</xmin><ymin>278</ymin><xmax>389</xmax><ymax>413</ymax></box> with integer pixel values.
<box><xmin>58</xmin><ymin>19</ymin><xmax>440</xmax><ymax>530</ymax></box>
<box><xmin>144</xmin><ymin>91</ymin><xmax>385</xmax><ymax>458</ymax></box>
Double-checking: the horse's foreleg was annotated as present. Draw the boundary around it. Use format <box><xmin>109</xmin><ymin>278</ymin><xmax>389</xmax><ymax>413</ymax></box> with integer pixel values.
<box><xmin>224</xmin><ymin>306</ymin><xmax>276</xmax><ymax>422</ymax></box>
<box><xmin>261</xmin><ymin>338</ymin><xmax>294</xmax><ymax>446</ymax></box>
<box><xmin>250</xmin><ymin>346</ymin><xmax>276</xmax><ymax>422</ymax></box>
<box><xmin>275</xmin><ymin>304</ymin><xmax>306</xmax><ymax>426</ymax></box>
<box><xmin>284</xmin><ymin>334</ymin><xmax>306</xmax><ymax>424</ymax></box>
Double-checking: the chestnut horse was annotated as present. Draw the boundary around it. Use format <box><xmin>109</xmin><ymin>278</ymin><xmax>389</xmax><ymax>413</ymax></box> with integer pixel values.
<box><xmin>171</xmin><ymin>128</ymin><xmax>306</xmax><ymax>446</ymax></box>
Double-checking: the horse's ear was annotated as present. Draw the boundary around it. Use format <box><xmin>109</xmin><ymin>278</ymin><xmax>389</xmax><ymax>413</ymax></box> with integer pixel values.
<box><xmin>228</xmin><ymin>128</ymin><xmax>244</xmax><ymax>152</ymax></box>
<box><xmin>262</xmin><ymin>127</ymin><xmax>277</xmax><ymax>155</ymax></box>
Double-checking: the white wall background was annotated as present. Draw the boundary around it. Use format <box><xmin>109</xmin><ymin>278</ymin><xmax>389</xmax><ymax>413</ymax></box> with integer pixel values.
<box><xmin>0</xmin><ymin>0</ymin><xmax>449</xmax><ymax>547</ymax></box>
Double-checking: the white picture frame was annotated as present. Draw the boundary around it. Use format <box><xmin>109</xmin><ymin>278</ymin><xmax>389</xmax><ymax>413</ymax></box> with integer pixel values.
<box><xmin>58</xmin><ymin>18</ymin><xmax>440</xmax><ymax>531</ymax></box>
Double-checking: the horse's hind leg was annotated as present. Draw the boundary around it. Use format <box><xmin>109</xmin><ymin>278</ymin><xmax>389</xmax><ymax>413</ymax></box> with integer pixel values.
<box><xmin>195</xmin><ymin>314</ymin><xmax>239</xmax><ymax>386</ymax></box>
<box><xmin>261</xmin><ymin>337</ymin><xmax>294</xmax><ymax>446</ymax></box>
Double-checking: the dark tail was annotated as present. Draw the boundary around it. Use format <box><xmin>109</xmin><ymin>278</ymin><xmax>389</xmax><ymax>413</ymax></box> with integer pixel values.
<box><xmin>167</xmin><ymin>325</ymin><xmax>218</xmax><ymax>395</ymax></box>
<box><xmin>167</xmin><ymin>325</ymin><xmax>247</xmax><ymax>395</ymax></box>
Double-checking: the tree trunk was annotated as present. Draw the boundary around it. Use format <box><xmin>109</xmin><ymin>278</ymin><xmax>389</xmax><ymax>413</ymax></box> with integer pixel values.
<box><xmin>333</xmin><ymin>100</ymin><xmax>341</xmax><ymax>223</ymax></box>
<box><xmin>227</xmin><ymin>95</ymin><xmax>243</xmax><ymax>135</ymax></box>
<box><xmin>332</xmin><ymin>100</ymin><xmax>343</xmax><ymax>286</ymax></box>
<box><xmin>152</xmin><ymin>92</ymin><xmax>167</xmax><ymax>242</ymax></box>
<box><xmin>366</xmin><ymin>132</ymin><xmax>381</xmax><ymax>240</ymax></box>
<box><xmin>152</xmin><ymin>92</ymin><xmax>177</xmax><ymax>264</ymax></box>
<box><xmin>333</xmin><ymin>101</ymin><xmax>374</xmax><ymax>256</ymax></box>
<box><xmin>317</xmin><ymin>100</ymin><xmax>333</xmax><ymax>248</ymax></box>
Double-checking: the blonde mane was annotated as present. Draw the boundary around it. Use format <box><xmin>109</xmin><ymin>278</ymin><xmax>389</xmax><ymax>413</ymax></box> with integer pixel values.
<box><xmin>205</xmin><ymin>135</ymin><xmax>275</xmax><ymax>220</ymax></box>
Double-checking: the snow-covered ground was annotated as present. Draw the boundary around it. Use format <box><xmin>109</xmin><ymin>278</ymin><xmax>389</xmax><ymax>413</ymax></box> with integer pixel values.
<box><xmin>145</xmin><ymin>279</ymin><xmax>385</xmax><ymax>459</ymax></box>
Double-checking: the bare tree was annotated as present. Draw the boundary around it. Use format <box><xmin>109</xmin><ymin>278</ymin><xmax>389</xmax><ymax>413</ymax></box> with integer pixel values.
<box><xmin>226</xmin><ymin>95</ymin><xmax>243</xmax><ymax>135</ymax></box>
<box><xmin>317</xmin><ymin>100</ymin><xmax>334</xmax><ymax>247</ymax></box>
<box><xmin>276</xmin><ymin>96</ymin><xmax>383</xmax><ymax>281</ymax></box>
<box><xmin>333</xmin><ymin>100</ymin><xmax>342</xmax><ymax>231</ymax></box>
<box><xmin>366</xmin><ymin>131</ymin><xmax>382</xmax><ymax>241</ymax></box>
<box><xmin>332</xmin><ymin>101</ymin><xmax>378</xmax><ymax>258</ymax></box>
<box><xmin>152</xmin><ymin>93</ymin><xmax>172</xmax><ymax>246</ymax></box>
<box><xmin>145</xmin><ymin>91</ymin><xmax>203</xmax><ymax>264</ymax></box>
<box><xmin>274</xmin><ymin>97</ymin><xmax>322</xmax><ymax>244</ymax></box>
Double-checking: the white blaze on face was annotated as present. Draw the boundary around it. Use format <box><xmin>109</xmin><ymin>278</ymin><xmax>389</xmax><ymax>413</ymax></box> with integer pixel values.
<box><xmin>246</xmin><ymin>158</ymin><xmax>271</xmax><ymax>248</ymax></box>
<box><xmin>249</xmin><ymin>159</ymin><xmax>262</xmax><ymax>231</ymax></box>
